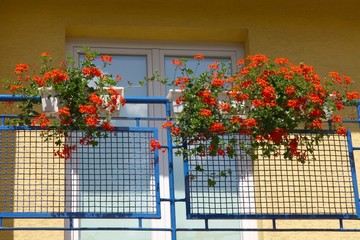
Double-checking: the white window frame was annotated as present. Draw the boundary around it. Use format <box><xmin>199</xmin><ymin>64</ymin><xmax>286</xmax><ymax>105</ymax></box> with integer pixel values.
<box><xmin>65</xmin><ymin>39</ymin><xmax>257</xmax><ymax>240</ymax></box>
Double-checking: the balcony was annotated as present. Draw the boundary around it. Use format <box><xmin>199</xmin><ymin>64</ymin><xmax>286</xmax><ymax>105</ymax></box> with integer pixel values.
<box><xmin>1</xmin><ymin>94</ymin><xmax>360</xmax><ymax>239</ymax></box>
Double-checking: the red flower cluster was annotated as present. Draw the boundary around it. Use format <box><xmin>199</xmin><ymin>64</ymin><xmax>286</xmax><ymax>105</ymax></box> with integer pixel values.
<box><xmin>174</xmin><ymin>76</ymin><xmax>189</xmax><ymax>90</ymax></box>
<box><xmin>82</xmin><ymin>67</ymin><xmax>102</xmax><ymax>78</ymax></box>
<box><xmin>104</xmin><ymin>87</ymin><xmax>126</xmax><ymax>113</ymax></box>
<box><xmin>43</xmin><ymin>69</ymin><xmax>69</xmax><ymax>83</ymax></box>
<box><xmin>9</xmin><ymin>84</ymin><xmax>24</xmax><ymax>93</ymax></box>
<box><xmin>165</xmin><ymin>53</ymin><xmax>359</xmax><ymax>162</ymax></box>
<box><xmin>150</xmin><ymin>139</ymin><xmax>165</xmax><ymax>152</ymax></box>
<box><xmin>346</xmin><ymin>92</ymin><xmax>360</xmax><ymax>100</ymax></box>
<box><xmin>247</xmin><ymin>54</ymin><xmax>268</xmax><ymax>68</ymax></box>
<box><xmin>219</xmin><ymin>103</ymin><xmax>230</xmax><ymax>112</ymax></box>
<box><xmin>101</xmin><ymin>122</ymin><xmax>115</xmax><ymax>132</ymax></box>
<box><xmin>194</xmin><ymin>53</ymin><xmax>205</xmax><ymax>60</ymax></box>
<box><xmin>162</xmin><ymin>121</ymin><xmax>173</xmax><ymax>128</ymax></box>
<box><xmin>79</xmin><ymin>105</ymin><xmax>98</xmax><ymax>115</ymax></box>
<box><xmin>100</xmin><ymin>55</ymin><xmax>112</xmax><ymax>63</ymax></box>
<box><xmin>208</xmin><ymin>60</ymin><xmax>219</xmax><ymax>71</ymax></box>
<box><xmin>211</xmin><ymin>78</ymin><xmax>225</xmax><ymax>87</ymax></box>
<box><xmin>171</xmin><ymin>59</ymin><xmax>183</xmax><ymax>67</ymax></box>
<box><xmin>58</xmin><ymin>107</ymin><xmax>70</xmax><ymax>116</ymax></box>
<box><xmin>31</xmin><ymin>113</ymin><xmax>50</xmax><ymax>128</ymax></box>
<box><xmin>199</xmin><ymin>108</ymin><xmax>212</xmax><ymax>117</ymax></box>
<box><xmin>7</xmin><ymin>49</ymin><xmax>125</xmax><ymax>162</ymax></box>
<box><xmin>89</xmin><ymin>94</ymin><xmax>103</xmax><ymax>105</ymax></box>
<box><xmin>85</xmin><ymin>116</ymin><xmax>99</xmax><ymax>128</ymax></box>
<box><xmin>209</xmin><ymin>122</ymin><xmax>226</xmax><ymax>133</ymax></box>
<box><xmin>15</xmin><ymin>64</ymin><xmax>29</xmax><ymax>74</ymax></box>
<box><xmin>198</xmin><ymin>90</ymin><xmax>217</xmax><ymax>106</ymax></box>
<box><xmin>54</xmin><ymin>144</ymin><xmax>76</xmax><ymax>161</ymax></box>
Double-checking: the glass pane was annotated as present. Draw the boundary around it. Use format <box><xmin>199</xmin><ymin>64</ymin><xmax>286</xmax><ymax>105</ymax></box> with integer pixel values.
<box><xmin>79</xmin><ymin>54</ymin><xmax>148</xmax><ymax>127</ymax></box>
<box><xmin>78</xmin><ymin>54</ymin><xmax>151</xmax><ymax>240</ymax></box>
<box><xmin>165</xmin><ymin>56</ymin><xmax>243</xmax><ymax>240</ymax></box>
<box><xmin>164</xmin><ymin>56</ymin><xmax>231</xmax><ymax>92</ymax></box>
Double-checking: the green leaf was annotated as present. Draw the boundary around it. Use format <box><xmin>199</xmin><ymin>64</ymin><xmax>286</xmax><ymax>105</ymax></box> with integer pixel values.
<box><xmin>208</xmin><ymin>178</ymin><xmax>216</xmax><ymax>187</ymax></box>
<box><xmin>195</xmin><ymin>165</ymin><xmax>204</xmax><ymax>172</ymax></box>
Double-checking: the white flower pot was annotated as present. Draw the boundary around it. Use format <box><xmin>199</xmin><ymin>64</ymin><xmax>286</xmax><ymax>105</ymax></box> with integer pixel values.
<box><xmin>38</xmin><ymin>86</ymin><xmax>125</xmax><ymax>118</ymax></box>
<box><xmin>38</xmin><ymin>87</ymin><xmax>59</xmax><ymax>113</ymax></box>
<box><xmin>101</xmin><ymin>87</ymin><xmax>125</xmax><ymax>117</ymax></box>
<box><xmin>166</xmin><ymin>89</ymin><xmax>246</xmax><ymax>116</ymax></box>
<box><xmin>167</xmin><ymin>89</ymin><xmax>184</xmax><ymax>113</ymax></box>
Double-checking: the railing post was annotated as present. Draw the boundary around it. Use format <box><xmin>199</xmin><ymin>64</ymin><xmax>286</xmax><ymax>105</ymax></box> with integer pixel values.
<box><xmin>357</xmin><ymin>102</ymin><xmax>360</xmax><ymax>128</ymax></box>
<box><xmin>347</xmin><ymin>130</ymin><xmax>360</xmax><ymax>217</ymax></box>
<box><xmin>166</xmin><ymin>101</ymin><xmax>177</xmax><ymax>240</ymax></box>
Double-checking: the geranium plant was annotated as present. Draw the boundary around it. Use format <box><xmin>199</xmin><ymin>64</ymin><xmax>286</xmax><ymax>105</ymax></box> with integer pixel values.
<box><xmin>162</xmin><ymin>54</ymin><xmax>359</xmax><ymax>164</ymax></box>
<box><xmin>5</xmin><ymin>47</ymin><xmax>125</xmax><ymax>160</ymax></box>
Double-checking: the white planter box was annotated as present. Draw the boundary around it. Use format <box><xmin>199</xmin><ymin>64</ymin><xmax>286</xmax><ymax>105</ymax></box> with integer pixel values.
<box><xmin>38</xmin><ymin>87</ymin><xmax>59</xmax><ymax>113</ymax></box>
<box><xmin>166</xmin><ymin>89</ymin><xmax>184</xmax><ymax>113</ymax></box>
<box><xmin>38</xmin><ymin>86</ymin><xmax>125</xmax><ymax>117</ymax></box>
<box><xmin>167</xmin><ymin>89</ymin><xmax>245</xmax><ymax>115</ymax></box>
<box><xmin>101</xmin><ymin>87</ymin><xmax>125</xmax><ymax>117</ymax></box>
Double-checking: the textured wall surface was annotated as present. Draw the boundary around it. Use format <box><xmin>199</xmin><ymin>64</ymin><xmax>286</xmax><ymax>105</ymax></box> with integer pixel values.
<box><xmin>0</xmin><ymin>0</ymin><xmax>359</xmax><ymax>239</ymax></box>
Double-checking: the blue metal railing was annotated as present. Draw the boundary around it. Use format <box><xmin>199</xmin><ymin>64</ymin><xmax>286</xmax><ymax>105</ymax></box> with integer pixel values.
<box><xmin>1</xmin><ymin>94</ymin><xmax>360</xmax><ymax>239</ymax></box>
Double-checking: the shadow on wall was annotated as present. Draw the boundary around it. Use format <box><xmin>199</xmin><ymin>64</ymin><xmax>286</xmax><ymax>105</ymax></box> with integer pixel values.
<box><xmin>0</xmin><ymin>130</ymin><xmax>15</xmax><ymax>239</ymax></box>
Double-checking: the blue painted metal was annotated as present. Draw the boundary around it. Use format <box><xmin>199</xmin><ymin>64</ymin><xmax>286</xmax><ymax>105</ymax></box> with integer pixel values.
<box><xmin>347</xmin><ymin>130</ymin><xmax>360</xmax><ymax>218</ymax></box>
<box><xmin>183</xmin><ymin>140</ymin><xmax>191</xmax><ymax>220</ymax></box>
<box><xmin>184</xmin><ymin>130</ymin><xmax>360</xmax><ymax>220</ymax></box>
<box><xmin>69</xmin><ymin>218</ymin><xmax>74</xmax><ymax>229</ymax></box>
<box><xmin>181</xmin><ymin>214</ymin><xmax>360</xmax><ymax>220</ymax></box>
<box><xmin>165</xmin><ymin>101</ymin><xmax>177</xmax><ymax>240</ymax></box>
<box><xmin>152</xmin><ymin>127</ymin><xmax>162</xmax><ymax>219</ymax></box>
<box><xmin>1</xmin><ymin>94</ymin><xmax>360</xmax><ymax>236</ymax></box>
<box><xmin>358</xmin><ymin>103</ymin><xmax>360</xmax><ymax>128</ymax></box>
<box><xmin>124</xmin><ymin>96</ymin><xmax>168</xmax><ymax>104</ymax></box>
<box><xmin>272</xmin><ymin>219</ymin><xmax>276</xmax><ymax>230</ymax></box>
<box><xmin>0</xmin><ymin>95</ymin><xmax>168</xmax><ymax>103</ymax></box>
<box><xmin>0</xmin><ymin>125</ymin><xmax>161</xmax><ymax>220</ymax></box>
<box><xmin>0</xmin><ymin>125</ymin><xmax>35</xmax><ymax>130</ymax></box>
<box><xmin>339</xmin><ymin>219</ymin><xmax>344</xmax><ymax>230</ymax></box>
<box><xmin>0</xmin><ymin>94</ymin><xmax>40</xmax><ymax>101</ymax></box>
<box><xmin>2</xmin><ymin>226</ymin><xmax>360</xmax><ymax>232</ymax></box>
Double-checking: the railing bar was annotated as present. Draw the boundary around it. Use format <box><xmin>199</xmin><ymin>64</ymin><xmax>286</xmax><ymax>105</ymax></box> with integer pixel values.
<box><xmin>343</xmin><ymin>120</ymin><xmax>360</xmax><ymax>123</ymax></box>
<box><xmin>166</xmin><ymin>100</ymin><xmax>177</xmax><ymax>240</ymax></box>
<box><xmin>0</xmin><ymin>115</ymin><xmax>167</xmax><ymax>120</ymax></box>
<box><xmin>176</xmin><ymin>228</ymin><xmax>360</xmax><ymax>232</ymax></box>
<box><xmin>2</xmin><ymin>227</ymin><xmax>360</xmax><ymax>232</ymax></box>
<box><xmin>0</xmin><ymin>94</ymin><xmax>40</xmax><ymax>101</ymax></box>
<box><xmin>272</xmin><ymin>219</ymin><xmax>276</xmax><ymax>230</ymax></box>
<box><xmin>205</xmin><ymin>219</ymin><xmax>209</xmax><ymax>230</ymax></box>
<box><xmin>69</xmin><ymin>218</ymin><xmax>74</xmax><ymax>229</ymax></box>
<box><xmin>0</xmin><ymin>227</ymin><xmax>173</xmax><ymax>231</ymax></box>
<box><xmin>358</xmin><ymin>104</ymin><xmax>360</xmax><ymax>128</ymax></box>
<box><xmin>339</xmin><ymin>219</ymin><xmax>344</xmax><ymax>230</ymax></box>
<box><xmin>0</xmin><ymin>95</ymin><xmax>170</xmax><ymax>103</ymax></box>
<box><xmin>347</xmin><ymin>131</ymin><xmax>360</xmax><ymax>217</ymax></box>
<box><xmin>160</xmin><ymin>198</ymin><xmax>186</xmax><ymax>202</ymax></box>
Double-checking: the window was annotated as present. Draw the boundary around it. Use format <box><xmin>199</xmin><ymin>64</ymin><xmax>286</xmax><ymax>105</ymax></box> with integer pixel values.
<box><xmin>66</xmin><ymin>39</ymin><xmax>256</xmax><ymax>240</ymax></box>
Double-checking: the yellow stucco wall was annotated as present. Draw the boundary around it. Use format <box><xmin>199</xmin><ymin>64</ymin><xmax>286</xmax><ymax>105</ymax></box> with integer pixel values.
<box><xmin>1</xmin><ymin>0</ymin><xmax>360</xmax><ymax>239</ymax></box>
